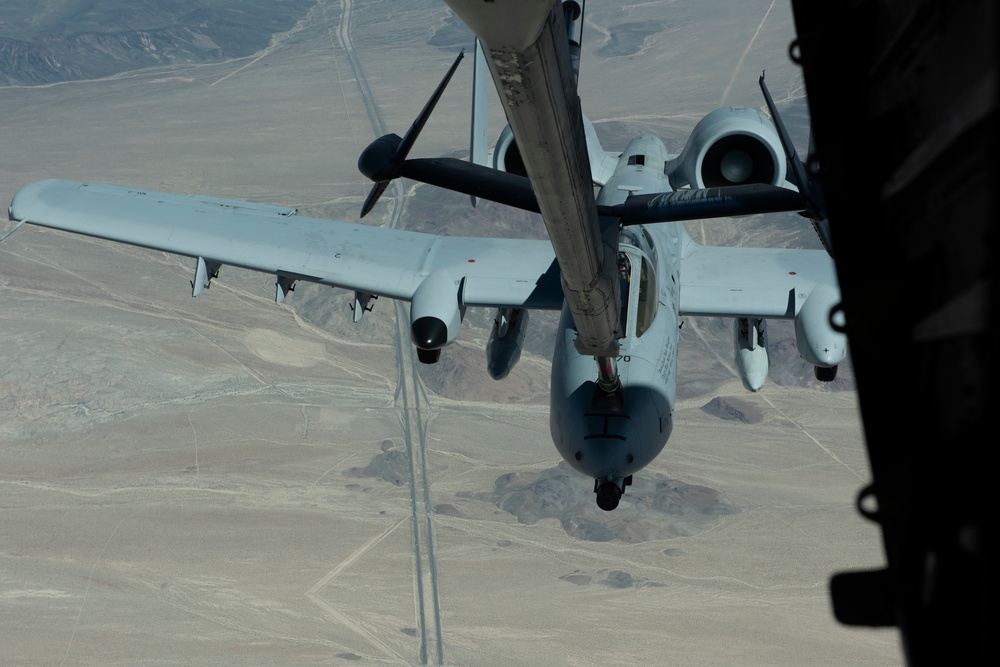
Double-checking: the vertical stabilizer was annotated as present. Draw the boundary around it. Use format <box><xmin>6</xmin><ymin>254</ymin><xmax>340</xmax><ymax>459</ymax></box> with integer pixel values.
<box><xmin>469</xmin><ymin>38</ymin><xmax>490</xmax><ymax>207</ymax></box>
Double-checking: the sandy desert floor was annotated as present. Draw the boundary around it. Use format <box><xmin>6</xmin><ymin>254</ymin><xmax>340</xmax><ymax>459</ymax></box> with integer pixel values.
<box><xmin>1</xmin><ymin>1</ymin><xmax>901</xmax><ymax>664</ymax></box>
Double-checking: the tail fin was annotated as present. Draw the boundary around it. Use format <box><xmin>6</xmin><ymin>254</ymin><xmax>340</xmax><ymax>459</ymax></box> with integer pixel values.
<box><xmin>758</xmin><ymin>71</ymin><xmax>832</xmax><ymax>255</ymax></box>
<box><xmin>469</xmin><ymin>38</ymin><xmax>489</xmax><ymax>207</ymax></box>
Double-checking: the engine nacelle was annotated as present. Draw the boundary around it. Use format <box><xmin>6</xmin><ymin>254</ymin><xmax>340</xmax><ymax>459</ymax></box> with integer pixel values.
<box><xmin>794</xmin><ymin>284</ymin><xmax>848</xmax><ymax>370</ymax></box>
<box><xmin>492</xmin><ymin>113</ymin><xmax>616</xmax><ymax>185</ymax></box>
<box><xmin>670</xmin><ymin>106</ymin><xmax>787</xmax><ymax>190</ymax></box>
<box><xmin>492</xmin><ymin>124</ymin><xmax>527</xmax><ymax>177</ymax></box>
<box><xmin>486</xmin><ymin>308</ymin><xmax>529</xmax><ymax>380</ymax></box>
<box><xmin>410</xmin><ymin>268</ymin><xmax>464</xmax><ymax>364</ymax></box>
<box><xmin>734</xmin><ymin>317</ymin><xmax>769</xmax><ymax>392</ymax></box>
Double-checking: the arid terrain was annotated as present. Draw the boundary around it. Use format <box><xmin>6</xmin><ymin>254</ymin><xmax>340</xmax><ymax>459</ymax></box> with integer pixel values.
<box><xmin>1</xmin><ymin>1</ymin><xmax>900</xmax><ymax>664</ymax></box>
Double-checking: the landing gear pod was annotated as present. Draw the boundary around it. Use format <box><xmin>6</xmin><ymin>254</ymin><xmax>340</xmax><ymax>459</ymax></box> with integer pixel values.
<box><xmin>594</xmin><ymin>475</ymin><xmax>632</xmax><ymax>511</ymax></box>
<box><xmin>486</xmin><ymin>308</ymin><xmax>529</xmax><ymax>380</ymax></box>
<box><xmin>734</xmin><ymin>317</ymin><xmax>769</xmax><ymax>391</ymax></box>
<box><xmin>794</xmin><ymin>283</ymin><xmax>847</xmax><ymax>368</ymax></box>
<box><xmin>410</xmin><ymin>268</ymin><xmax>463</xmax><ymax>363</ymax></box>
<box><xmin>815</xmin><ymin>364</ymin><xmax>838</xmax><ymax>382</ymax></box>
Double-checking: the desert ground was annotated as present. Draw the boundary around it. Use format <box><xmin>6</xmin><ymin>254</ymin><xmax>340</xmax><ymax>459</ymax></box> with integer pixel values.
<box><xmin>1</xmin><ymin>1</ymin><xmax>900</xmax><ymax>664</ymax></box>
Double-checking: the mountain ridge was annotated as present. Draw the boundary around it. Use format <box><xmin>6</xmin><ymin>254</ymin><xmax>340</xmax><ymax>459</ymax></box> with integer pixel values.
<box><xmin>0</xmin><ymin>0</ymin><xmax>313</xmax><ymax>85</ymax></box>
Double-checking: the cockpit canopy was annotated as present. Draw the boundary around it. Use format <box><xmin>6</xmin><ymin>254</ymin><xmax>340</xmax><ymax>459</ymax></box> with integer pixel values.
<box><xmin>617</xmin><ymin>229</ymin><xmax>658</xmax><ymax>339</ymax></box>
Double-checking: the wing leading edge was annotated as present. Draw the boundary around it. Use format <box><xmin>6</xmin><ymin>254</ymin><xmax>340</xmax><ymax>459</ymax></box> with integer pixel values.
<box><xmin>7</xmin><ymin>179</ymin><xmax>562</xmax><ymax>310</ymax></box>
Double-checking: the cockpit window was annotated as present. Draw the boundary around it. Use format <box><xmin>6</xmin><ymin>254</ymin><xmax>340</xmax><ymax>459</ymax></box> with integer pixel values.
<box><xmin>620</xmin><ymin>228</ymin><xmax>642</xmax><ymax>248</ymax></box>
<box><xmin>626</xmin><ymin>154</ymin><xmax>645</xmax><ymax>166</ymax></box>
<box><xmin>617</xmin><ymin>253</ymin><xmax>632</xmax><ymax>338</ymax></box>
<box><xmin>635</xmin><ymin>256</ymin><xmax>657</xmax><ymax>337</ymax></box>
<box><xmin>617</xmin><ymin>251</ymin><xmax>658</xmax><ymax>338</ymax></box>
<box><xmin>641</xmin><ymin>227</ymin><xmax>658</xmax><ymax>267</ymax></box>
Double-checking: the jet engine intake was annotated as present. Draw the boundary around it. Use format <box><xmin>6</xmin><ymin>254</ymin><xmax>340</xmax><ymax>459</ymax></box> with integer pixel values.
<box><xmin>670</xmin><ymin>106</ymin><xmax>787</xmax><ymax>190</ymax></box>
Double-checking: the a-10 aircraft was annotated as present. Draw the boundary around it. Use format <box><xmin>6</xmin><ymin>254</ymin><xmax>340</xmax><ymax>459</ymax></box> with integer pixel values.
<box><xmin>4</xmin><ymin>0</ymin><xmax>845</xmax><ymax>511</ymax></box>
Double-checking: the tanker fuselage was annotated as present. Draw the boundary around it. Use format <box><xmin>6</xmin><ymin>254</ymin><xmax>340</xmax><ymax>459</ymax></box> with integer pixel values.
<box><xmin>445</xmin><ymin>0</ymin><xmax>619</xmax><ymax>359</ymax></box>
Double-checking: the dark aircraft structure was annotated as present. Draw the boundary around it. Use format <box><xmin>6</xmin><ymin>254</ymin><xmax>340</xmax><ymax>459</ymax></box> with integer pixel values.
<box><xmin>789</xmin><ymin>1</ymin><xmax>994</xmax><ymax>664</ymax></box>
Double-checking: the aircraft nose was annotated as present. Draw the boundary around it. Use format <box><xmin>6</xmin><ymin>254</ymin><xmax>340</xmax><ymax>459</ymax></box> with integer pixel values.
<box><xmin>572</xmin><ymin>435</ymin><xmax>638</xmax><ymax>478</ymax></box>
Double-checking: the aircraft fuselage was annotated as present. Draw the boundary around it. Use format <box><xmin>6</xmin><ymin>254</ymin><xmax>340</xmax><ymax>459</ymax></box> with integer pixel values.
<box><xmin>551</xmin><ymin>135</ymin><xmax>683</xmax><ymax>509</ymax></box>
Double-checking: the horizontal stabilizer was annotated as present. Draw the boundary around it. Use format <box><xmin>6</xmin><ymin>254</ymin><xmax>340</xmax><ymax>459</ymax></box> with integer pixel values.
<box><xmin>612</xmin><ymin>184</ymin><xmax>807</xmax><ymax>225</ymax></box>
<box><xmin>396</xmin><ymin>159</ymin><xmax>807</xmax><ymax>225</ymax></box>
<box><xmin>399</xmin><ymin>157</ymin><xmax>540</xmax><ymax>213</ymax></box>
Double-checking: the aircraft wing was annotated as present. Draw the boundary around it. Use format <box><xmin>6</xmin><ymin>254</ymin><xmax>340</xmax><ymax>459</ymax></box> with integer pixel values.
<box><xmin>7</xmin><ymin>179</ymin><xmax>562</xmax><ymax>310</ymax></box>
<box><xmin>678</xmin><ymin>242</ymin><xmax>839</xmax><ymax>319</ymax></box>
